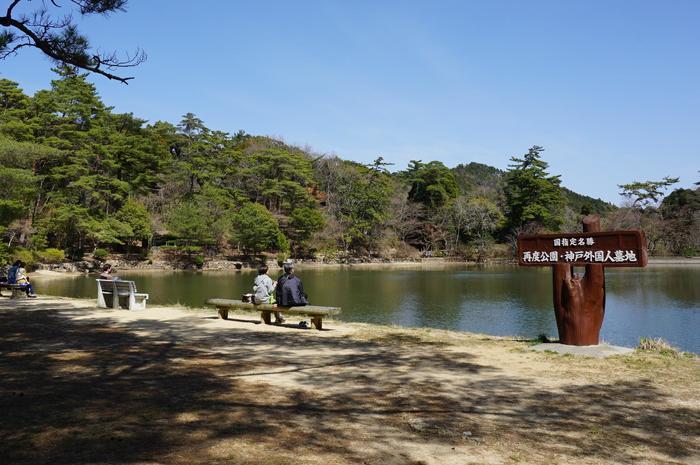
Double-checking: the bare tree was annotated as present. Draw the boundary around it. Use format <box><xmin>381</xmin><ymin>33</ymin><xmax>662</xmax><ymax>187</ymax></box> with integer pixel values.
<box><xmin>0</xmin><ymin>0</ymin><xmax>145</xmax><ymax>83</ymax></box>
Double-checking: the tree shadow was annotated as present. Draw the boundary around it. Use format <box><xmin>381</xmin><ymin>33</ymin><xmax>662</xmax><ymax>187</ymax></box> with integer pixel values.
<box><xmin>0</xmin><ymin>301</ymin><xmax>697</xmax><ymax>464</ymax></box>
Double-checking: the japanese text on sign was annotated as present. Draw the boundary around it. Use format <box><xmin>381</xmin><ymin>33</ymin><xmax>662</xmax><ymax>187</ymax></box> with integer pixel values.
<box><xmin>553</xmin><ymin>237</ymin><xmax>595</xmax><ymax>247</ymax></box>
<box><xmin>521</xmin><ymin>250</ymin><xmax>637</xmax><ymax>264</ymax></box>
<box><xmin>516</xmin><ymin>230</ymin><xmax>648</xmax><ymax>267</ymax></box>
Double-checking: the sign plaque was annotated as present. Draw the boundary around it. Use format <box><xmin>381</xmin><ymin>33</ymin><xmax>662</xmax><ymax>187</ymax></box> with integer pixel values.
<box><xmin>517</xmin><ymin>230</ymin><xmax>648</xmax><ymax>267</ymax></box>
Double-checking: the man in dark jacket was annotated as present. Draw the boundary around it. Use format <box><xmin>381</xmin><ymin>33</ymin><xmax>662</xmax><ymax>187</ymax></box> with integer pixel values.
<box><xmin>275</xmin><ymin>261</ymin><xmax>308</xmax><ymax>307</ymax></box>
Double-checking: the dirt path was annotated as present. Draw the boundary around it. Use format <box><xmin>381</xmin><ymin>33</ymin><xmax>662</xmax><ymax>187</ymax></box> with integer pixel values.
<box><xmin>1</xmin><ymin>297</ymin><xmax>698</xmax><ymax>465</ymax></box>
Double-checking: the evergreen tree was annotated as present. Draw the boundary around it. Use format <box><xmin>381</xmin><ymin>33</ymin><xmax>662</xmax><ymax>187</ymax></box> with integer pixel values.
<box><xmin>232</xmin><ymin>203</ymin><xmax>285</xmax><ymax>257</ymax></box>
<box><xmin>115</xmin><ymin>200</ymin><xmax>153</xmax><ymax>246</ymax></box>
<box><xmin>166</xmin><ymin>201</ymin><xmax>213</xmax><ymax>245</ymax></box>
<box><xmin>0</xmin><ymin>79</ymin><xmax>32</xmax><ymax>141</ymax></box>
<box><xmin>289</xmin><ymin>207</ymin><xmax>325</xmax><ymax>252</ymax></box>
<box><xmin>407</xmin><ymin>160</ymin><xmax>458</xmax><ymax>208</ymax></box>
<box><xmin>315</xmin><ymin>157</ymin><xmax>393</xmax><ymax>253</ymax></box>
<box><xmin>504</xmin><ymin>146</ymin><xmax>565</xmax><ymax>231</ymax></box>
<box><xmin>618</xmin><ymin>177</ymin><xmax>679</xmax><ymax>208</ymax></box>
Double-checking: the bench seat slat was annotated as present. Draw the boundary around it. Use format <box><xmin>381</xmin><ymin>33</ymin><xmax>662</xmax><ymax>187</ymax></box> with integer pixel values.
<box><xmin>206</xmin><ymin>298</ymin><xmax>340</xmax><ymax>315</ymax></box>
<box><xmin>206</xmin><ymin>298</ymin><xmax>341</xmax><ymax>330</ymax></box>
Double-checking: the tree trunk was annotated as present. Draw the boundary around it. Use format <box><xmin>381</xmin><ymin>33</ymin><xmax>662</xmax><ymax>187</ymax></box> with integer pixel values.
<box><xmin>552</xmin><ymin>215</ymin><xmax>606</xmax><ymax>345</ymax></box>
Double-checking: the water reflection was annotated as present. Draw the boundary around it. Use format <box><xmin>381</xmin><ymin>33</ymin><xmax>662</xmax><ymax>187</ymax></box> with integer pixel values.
<box><xmin>32</xmin><ymin>265</ymin><xmax>700</xmax><ymax>353</ymax></box>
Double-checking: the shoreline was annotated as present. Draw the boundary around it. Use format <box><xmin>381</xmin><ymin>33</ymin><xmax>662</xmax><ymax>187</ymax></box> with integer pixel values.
<box><xmin>646</xmin><ymin>256</ymin><xmax>700</xmax><ymax>265</ymax></box>
<box><xmin>19</xmin><ymin>280</ymin><xmax>700</xmax><ymax>355</ymax></box>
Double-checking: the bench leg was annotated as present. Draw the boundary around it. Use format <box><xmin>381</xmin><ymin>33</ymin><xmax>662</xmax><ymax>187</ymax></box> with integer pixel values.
<box><xmin>261</xmin><ymin>310</ymin><xmax>272</xmax><ymax>325</ymax></box>
<box><xmin>217</xmin><ymin>307</ymin><xmax>229</xmax><ymax>320</ymax></box>
<box><xmin>310</xmin><ymin>316</ymin><xmax>323</xmax><ymax>330</ymax></box>
<box><xmin>11</xmin><ymin>288</ymin><xmax>26</xmax><ymax>299</ymax></box>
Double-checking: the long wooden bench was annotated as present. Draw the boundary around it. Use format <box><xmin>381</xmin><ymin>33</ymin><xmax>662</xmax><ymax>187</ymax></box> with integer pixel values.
<box><xmin>206</xmin><ymin>298</ymin><xmax>341</xmax><ymax>330</ymax></box>
<box><xmin>96</xmin><ymin>279</ymin><xmax>149</xmax><ymax>310</ymax></box>
<box><xmin>0</xmin><ymin>283</ymin><xmax>30</xmax><ymax>299</ymax></box>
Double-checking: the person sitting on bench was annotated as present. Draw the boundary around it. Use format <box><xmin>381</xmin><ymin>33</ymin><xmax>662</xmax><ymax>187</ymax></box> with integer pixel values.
<box><xmin>7</xmin><ymin>260</ymin><xmax>37</xmax><ymax>298</ymax></box>
<box><xmin>275</xmin><ymin>260</ymin><xmax>308</xmax><ymax>307</ymax></box>
<box><xmin>100</xmin><ymin>263</ymin><xmax>119</xmax><ymax>280</ymax></box>
<box><xmin>253</xmin><ymin>264</ymin><xmax>284</xmax><ymax>324</ymax></box>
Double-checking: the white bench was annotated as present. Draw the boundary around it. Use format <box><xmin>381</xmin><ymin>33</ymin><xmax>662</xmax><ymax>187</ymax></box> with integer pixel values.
<box><xmin>96</xmin><ymin>279</ymin><xmax>149</xmax><ymax>310</ymax></box>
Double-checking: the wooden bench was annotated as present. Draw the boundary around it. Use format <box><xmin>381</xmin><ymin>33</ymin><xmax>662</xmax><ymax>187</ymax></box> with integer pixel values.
<box><xmin>0</xmin><ymin>283</ymin><xmax>31</xmax><ymax>299</ymax></box>
<box><xmin>206</xmin><ymin>298</ymin><xmax>341</xmax><ymax>330</ymax></box>
<box><xmin>96</xmin><ymin>279</ymin><xmax>149</xmax><ymax>310</ymax></box>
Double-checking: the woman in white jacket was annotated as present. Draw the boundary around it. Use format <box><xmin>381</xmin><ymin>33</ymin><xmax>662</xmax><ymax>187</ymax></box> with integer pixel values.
<box><xmin>253</xmin><ymin>264</ymin><xmax>284</xmax><ymax>324</ymax></box>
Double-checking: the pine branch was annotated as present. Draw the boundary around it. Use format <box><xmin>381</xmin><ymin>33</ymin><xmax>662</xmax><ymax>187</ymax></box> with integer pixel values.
<box><xmin>0</xmin><ymin>0</ymin><xmax>144</xmax><ymax>84</ymax></box>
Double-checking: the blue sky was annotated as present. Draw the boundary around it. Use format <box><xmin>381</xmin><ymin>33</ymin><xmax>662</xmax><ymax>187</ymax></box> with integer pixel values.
<box><xmin>2</xmin><ymin>0</ymin><xmax>698</xmax><ymax>203</ymax></box>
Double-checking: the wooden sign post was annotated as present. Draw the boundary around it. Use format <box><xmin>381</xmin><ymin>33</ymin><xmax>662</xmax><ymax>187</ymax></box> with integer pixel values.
<box><xmin>517</xmin><ymin>215</ymin><xmax>648</xmax><ymax>346</ymax></box>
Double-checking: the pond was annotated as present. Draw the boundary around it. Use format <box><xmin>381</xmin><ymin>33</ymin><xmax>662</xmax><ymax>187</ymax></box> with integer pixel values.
<box><xmin>31</xmin><ymin>265</ymin><xmax>700</xmax><ymax>353</ymax></box>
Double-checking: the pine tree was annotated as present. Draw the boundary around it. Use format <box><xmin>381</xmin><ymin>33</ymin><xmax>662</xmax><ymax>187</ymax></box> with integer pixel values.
<box><xmin>504</xmin><ymin>146</ymin><xmax>565</xmax><ymax>232</ymax></box>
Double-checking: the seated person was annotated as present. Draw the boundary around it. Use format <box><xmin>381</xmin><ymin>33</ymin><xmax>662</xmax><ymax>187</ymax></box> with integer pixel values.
<box><xmin>253</xmin><ymin>264</ymin><xmax>284</xmax><ymax>324</ymax></box>
<box><xmin>99</xmin><ymin>263</ymin><xmax>119</xmax><ymax>280</ymax></box>
<box><xmin>7</xmin><ymin>260</ymin><xmax>37</xmax><ymax>298</ymax></box>
<box><xmin>275</xmin><ymin>261</ymin><xmax>308</xmax><ymax>307</ymax></box>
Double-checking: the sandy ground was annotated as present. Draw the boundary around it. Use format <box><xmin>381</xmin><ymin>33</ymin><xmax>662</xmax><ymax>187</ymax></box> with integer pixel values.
<box><xmin>0</xmin><ymin>296</ymin><xmax>698</xmax><ymax>465</ymax></box>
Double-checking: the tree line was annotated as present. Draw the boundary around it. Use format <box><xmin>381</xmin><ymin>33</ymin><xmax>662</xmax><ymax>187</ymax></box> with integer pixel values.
<box><xmin>0</xmin><ymin>69</ymin><xmax>697</xmax><ymax>267</ymax></box>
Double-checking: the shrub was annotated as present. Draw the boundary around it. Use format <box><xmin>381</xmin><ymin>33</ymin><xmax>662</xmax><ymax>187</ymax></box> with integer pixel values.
<box><xmin>192</xmin><ymin>255</ymin><xmax>205</xmax><ymax>268</ymax></box>
<box><xmin>36</xmin><ymin>248</ymin><xmax>66</xmax><ymax>264</ymax></box>
<box><xmin>93</xmin><ymin>248</ymin><xmax>109</xmax><ymax>261</ymax></box>
<box><xmin>162</xmin><ymin>245</ymin><xmax>202</xmax><ymax>254</ymax></box>
<box><xmin>317</xmin><ymin>247</ymin><xmax>339</xmax><ymax>262</ymax></box>
<box><xmin>10</xmin><ymin>248</ymin><xmax>36</xmax><ymax>267</ymax></box>
<box><xmin>276</xmin><ymin>252</ymin><xmax>289</xmax><ymax>267</ymax></box>
<box><xmin>0</xmin><ymin>242</ymin><xmax>9</xmax><ymax>266</ymax></box>
<box><xmin>681</xmin><ymin>247</ymin><xmax>697</xmax><ymax>258</ymax></box>
<box><xmin>637</xmin><ymin>337</ymin><xmax>680</xmax><ymax>356</ymax></box>
<box><xmin>385</xmin><ymin>241</ymin><xmax>420</xmax><ymax>260</ymax></box>
<box><xmin>526</xmin><ymin>333</ymin><xmax>552</xmax><ymax>346</ymax></box>
<box><xmin>490</xmin><ymin>243</ymin><xmax>512</xmax><ymax>259</ymax></box>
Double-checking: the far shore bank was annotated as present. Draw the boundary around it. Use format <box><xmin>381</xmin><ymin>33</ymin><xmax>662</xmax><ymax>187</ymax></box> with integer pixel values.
<box><xmin>29</xmin><ymin>255</ymin><xmax>700</xmax><ymax>277</ymax></box>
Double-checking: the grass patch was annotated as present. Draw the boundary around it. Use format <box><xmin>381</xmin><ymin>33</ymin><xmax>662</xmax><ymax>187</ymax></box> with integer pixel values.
<box><xmin>637</xmin><ymin>337</ymin><xmax>681</xmax><ymax>357</ymax></box>
<box><xmin>525</xmin><ymin>333</ymin><xmax>553</xmax><ymax>346</ymax></box>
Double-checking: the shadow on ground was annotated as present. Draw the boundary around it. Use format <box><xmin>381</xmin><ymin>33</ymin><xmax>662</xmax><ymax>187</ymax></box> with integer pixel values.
<box><xmin>0</xmin><ymin>301</ymin><xmax>697</xmax><ymax>464</ymax></box>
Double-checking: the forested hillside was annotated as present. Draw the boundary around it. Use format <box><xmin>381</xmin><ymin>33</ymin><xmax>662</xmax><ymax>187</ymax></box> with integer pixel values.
<box><xmin>0</xmin><ymin>69</ymin><xmax>697</xmax><ymax>266</ymax></box>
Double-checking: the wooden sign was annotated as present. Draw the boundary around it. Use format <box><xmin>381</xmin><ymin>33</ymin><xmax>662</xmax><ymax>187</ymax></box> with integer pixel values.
<box><xmin>516</xmin><ymin>215</ymin><xmax>648</xmax><ymax>346</ymax></box>
<box><xmin>517</xmin><ymin>230</ymin><xmax>648</xmax><ymax>267</ymax></box>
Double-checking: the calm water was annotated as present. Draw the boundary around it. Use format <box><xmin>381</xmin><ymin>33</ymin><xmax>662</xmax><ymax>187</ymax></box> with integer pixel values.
<box><xmin>32</xmin><ymin>265</ymin><xmax>700</xmax><ymax>353</ymax></box>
